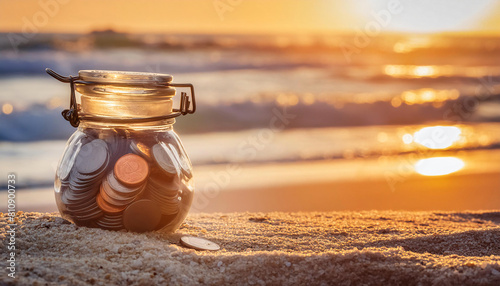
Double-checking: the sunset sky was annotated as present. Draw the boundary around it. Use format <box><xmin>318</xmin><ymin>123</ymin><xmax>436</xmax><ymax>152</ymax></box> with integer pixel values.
<box><xmin>0</xmin><ymin>0</ymin><xmax>499</xmax><ymax>35</ymax></box>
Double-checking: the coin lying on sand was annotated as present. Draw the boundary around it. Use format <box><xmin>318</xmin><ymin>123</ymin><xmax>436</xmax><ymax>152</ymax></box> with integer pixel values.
<box><xmin>180</xmin><ymin>236</ymin><xmax>220</xmax><ymax>251</ymax></box>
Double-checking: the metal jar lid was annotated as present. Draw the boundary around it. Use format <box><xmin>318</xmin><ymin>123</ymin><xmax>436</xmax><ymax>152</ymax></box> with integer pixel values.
<box><xmin>46</xmin><ymin>68</ymin><xmax>196</xmax><ymax>127</ymax></box>
<box><xmin>78</xmin><ymin>70</ymin><xmax>174</xmax><ymax>86</ymax></box>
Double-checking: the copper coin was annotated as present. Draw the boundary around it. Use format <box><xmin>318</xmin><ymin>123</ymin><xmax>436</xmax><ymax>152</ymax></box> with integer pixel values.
<box><xmin>96</xmin><ymin>192</ymin><xmax>127</xmax><ymax>214</ymax></box>
<box><xmin>114</xmin><ymin>154</ymin><xmax>149</xmax><ymax>187</ymax></box>
<box><xmin>123</xmin><ymin>199</ymin><xmax>161</xmax><ymax>233</ymax></box>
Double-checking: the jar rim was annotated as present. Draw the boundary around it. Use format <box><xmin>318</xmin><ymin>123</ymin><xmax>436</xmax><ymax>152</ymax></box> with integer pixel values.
<box><xmin>78</xmin><ymin>70</ymin><xmax>173</xmax><ymax>86</ymax></box>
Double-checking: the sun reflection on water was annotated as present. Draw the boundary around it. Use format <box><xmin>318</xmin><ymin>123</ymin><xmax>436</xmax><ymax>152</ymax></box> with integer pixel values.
<box><xmin>391</xmin><ymin>88</ymin><xmax>459</xmax><ymax>107</ymax></box>
<box><xmin>384</xmin><ymin>65</ymin><xmax>451</xmax><ymax>78</ymax></box>
<box><xmin>384</xmin><ymin>65</ymin><xmax>495</xmax><ymax>79</ymax></box>
<box><xmin>415</xmin><ymin>157</ymin><xmax>465</xmax><ymax>176</ymax></box>
<box><xmin>412</xmin><ymin>126</ymin><xmax>462</xmax><ymax>149</ymax></box>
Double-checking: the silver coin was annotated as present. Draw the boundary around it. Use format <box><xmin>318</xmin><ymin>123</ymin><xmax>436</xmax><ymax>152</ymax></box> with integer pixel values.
<box><xmin>101</xmin><ymin>179</ymin><xmax>141</xmax><ymax>203</ymax></box>
<box><xmin>169</xmin><ymin>134</ymin><xmax>193</xmax><ymax>176</ymax></box>
<box><xmin>75</xmin><ymin>139</ymin><xmax>109</xmax><ymax>175</ymax></box>
<box><xmin>152</xmin><ymin>143</ymin><xmax>180</xmax><ymax>176</ymax></box>
<box><xmin>68</xmin><ymin>201</ymin><xmax>103</xmax><ymax>220</ymax></box>
<box><xmin>145</xmin><ymin>192</ymin><xmax>179</xmax><ymax>215</ymax></box>
<box><xmin>106</xmin><ymin>171</ymin><xmax>143</xmax><ymax>197</ymax></box>
<box><xmin>130</xmin><ymin>140</ymin><xmax>152</xmax><ymax>161</ymax></box>
<box><xmin>180</xmin><ymin>236</ymin><xmax>220</xmax><ymax>251</ymax></box>
<box><xmin>149</xmin><ymin>173</ymin><xmax>179</xmax><ymax>188</ymax></box>
<box><xmin>57</xmin><ymin>132</ymin><xmax>87</xmax><ymax>180</ymax></box>
<box><xmin>168</xmin><ymin>143</ymin><xmax>192</xmax><ymax>179</ymax></box>
<box><xmin>96</xmin><ymin>214</ymin><xmax>124</xmax><ymax>230</ymax></box>
<box><xmin>107</xmin><ymin>130</ymin><xmax>130</xmax><ymax>164</ymax></box>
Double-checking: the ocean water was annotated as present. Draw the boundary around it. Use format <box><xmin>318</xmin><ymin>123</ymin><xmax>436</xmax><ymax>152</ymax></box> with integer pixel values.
<box><xmin>1</xmin><ymin>33</ymin><xmax>499</xmax><ymax>188</ymax></box>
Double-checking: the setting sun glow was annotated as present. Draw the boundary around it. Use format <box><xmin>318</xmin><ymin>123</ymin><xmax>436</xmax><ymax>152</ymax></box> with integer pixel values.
<box><xmin>1</xmin><ymin>0</ymin><xmax>500</xmax><ymax>35</ymax></box>
<box><xmin>415</xmin><ymin>157</ymin><xmax>465</xmax><ymax>176</ymax></box>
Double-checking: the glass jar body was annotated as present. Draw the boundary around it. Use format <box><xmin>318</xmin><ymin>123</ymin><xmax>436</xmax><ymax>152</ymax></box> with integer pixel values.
<box><xmin>54</xmin><ymin>122</ymin><xmax>194</xmax><ymax>233</ymax></box>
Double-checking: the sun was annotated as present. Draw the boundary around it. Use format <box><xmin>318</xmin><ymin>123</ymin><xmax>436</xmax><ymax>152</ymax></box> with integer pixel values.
<box><xmin>360</xmin><ymin>0</ymin><xmax>496</xmax><ymax>34</ymax></box>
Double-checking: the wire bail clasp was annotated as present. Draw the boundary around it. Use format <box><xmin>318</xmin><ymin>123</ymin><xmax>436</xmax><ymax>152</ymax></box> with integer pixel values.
<box><xmin>46</xmin><ymin>68</ymin><xmax>80</xmax><ymax>127</ymax></box>
<box><xmin>170</xmin><ymin>83</ymin><xmax>196</xmax><ymax>116</ymax></box>
<box><xmin>45</xmin><ymin>68</ymin><xmax>197</xmax><ymax>127</ymax></box>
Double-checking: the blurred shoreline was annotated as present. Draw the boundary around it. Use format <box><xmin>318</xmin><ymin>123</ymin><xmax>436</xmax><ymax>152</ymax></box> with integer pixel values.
<box><xmin>2</xmin><ymin>123</ymin><xmax>500</xmax><ymax>189</ymax></box>
<box><xmin>2</xmin><ymin>148</ymin><xmax>499</xmax><ymax>213</ymax></box>
<box><xmin>1</xmin><ymin>32</ymin><xmax>499</xmax><ymax>213</ymax></box>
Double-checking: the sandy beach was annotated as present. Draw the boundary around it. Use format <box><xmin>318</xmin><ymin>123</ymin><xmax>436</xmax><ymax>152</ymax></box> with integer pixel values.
<box><xmin>1</xmin><ymin>210</ymin><xmax>499</xmax><ymax>285</ymax></box>
<box><xmin>2</xmin><ymin>6</ymin><xmax>500</xmax><ymax>285</ymax></box>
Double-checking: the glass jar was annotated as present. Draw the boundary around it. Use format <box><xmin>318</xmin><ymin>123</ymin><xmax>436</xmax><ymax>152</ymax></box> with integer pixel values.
<box><xmin>48</xmin><ymin>69</ymin><xmax>196</xmax><ymax>233</ymax></box>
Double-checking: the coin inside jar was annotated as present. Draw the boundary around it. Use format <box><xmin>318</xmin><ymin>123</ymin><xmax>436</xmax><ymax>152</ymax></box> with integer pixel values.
<box><xmin>123</xmin><ymin>199</ymin><xmax>162</xmax><ymax>233</ymax></box>
<box><xmin>130</xmin><ymin>140</ymin><xmax>152</xmax><ymax>160</ymax></box>
<box><xmin>96</xmin><ymin>192</ymin><xmax>128</xmax><ymax>214</ymax></box>
<box><xmin>152</xmin><ymin>143</ymin><xmax>180</xmax><ymax>176</ymax></box>
<box><xmin>114</xmin><ymin>154</ymin><xmax>149</xmax><ymax>187</ymax></box>
<box><xmin>75</xmin><ymin>139</ymin><xmax>109</xmax><ymax>175</ymax></box>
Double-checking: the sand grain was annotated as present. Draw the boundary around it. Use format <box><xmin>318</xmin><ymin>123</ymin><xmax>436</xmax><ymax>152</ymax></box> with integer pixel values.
<box><xmin>1</xmin><ymin>211</ymin><xmax>500</xmax><ymax>285</ymax></box>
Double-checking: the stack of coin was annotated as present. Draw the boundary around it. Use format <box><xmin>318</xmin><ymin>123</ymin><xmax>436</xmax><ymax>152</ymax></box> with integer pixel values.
<box><xmin>61</xmin><ymin>139</ymin><xmax>109</xmax><ymax>221</ymax></box>
<box><xmin>95</xmin><ymin>213</ymin><xmax>125</xmax><ymax>230</ymax></box>
<box><xmin>57</xmin><ymin>132</ymin><xmax>87</xmax><ymax>186</ymax></box>
<box><xmin>144</xmin><ymin>172</ymin><xmax>180</xmax><ymax>216</ymax></box>
<box><xmin>57</xmin><ymin>129</ymin><xmax>195</xmax><ymax>233</ymax></box>
<box><xmin>152</xmin><ymin>142</ymin><xmax>180</xmax><ymax>177</ymax></box>
<box><xmin>167</xmin><ymin>143</ymin><xmax>193</xmax><ymax>179</ymax></box>
<box><xmin>167</xmin><ymin>133</ymin><xmax>194</xmax><ymax>180</ymax></box>
<box><xmin>96</xmin><ymin>154</ymin><xmax>149</xmax><ymax>216</ymax></box>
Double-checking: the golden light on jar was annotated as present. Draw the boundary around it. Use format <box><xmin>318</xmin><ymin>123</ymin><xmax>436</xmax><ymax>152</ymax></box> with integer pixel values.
<box><xmin>413</xmin><ymin>126</ymin><xmax>462</xmax><ymax>149</ymax></box>
<box><xmin>414</xmin><ymin>157</ymin><xmax>465</xmax><ymax>176</ymax></box>
<box><xmin>2</xmin><ymin>103</ymin><xmax>13</xmax><ymax>114</ymax></box>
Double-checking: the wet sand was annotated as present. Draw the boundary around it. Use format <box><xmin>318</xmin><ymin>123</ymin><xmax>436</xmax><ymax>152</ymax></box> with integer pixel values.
<box><xmin>195</xmin><ymin>171</ymin><xmax>500</xmax><ymax>213</ymax></box>
<box><xmin>1</xmin><ymin>211</ymin><xmax>499</xmax><ymax>285</ymax></box>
